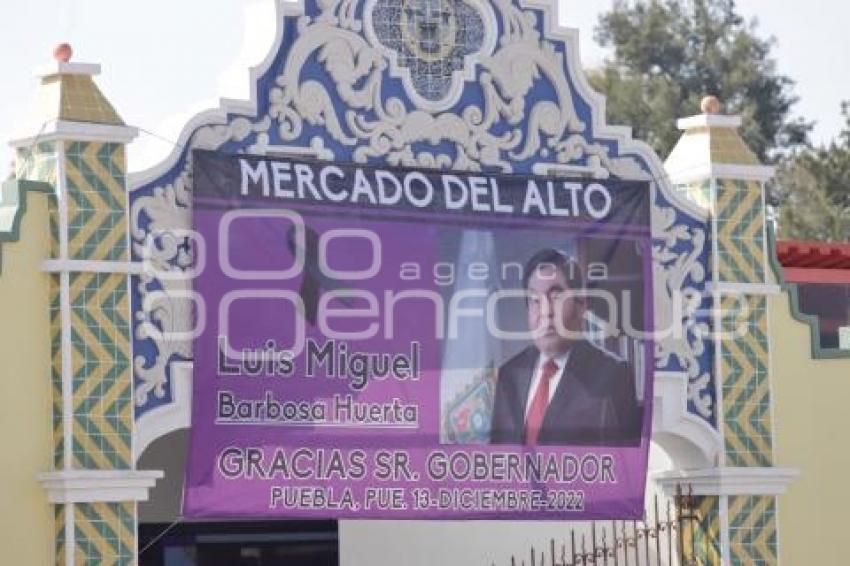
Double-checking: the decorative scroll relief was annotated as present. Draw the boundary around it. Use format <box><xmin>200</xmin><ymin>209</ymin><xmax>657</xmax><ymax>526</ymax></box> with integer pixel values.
<box><xmin>268</xmin><ymin>0</ymin><xmax>647</xmax><ymax>173</ymax></box>
<box><xmin>131</xmin><ymin>117</ymin><xmax>272</xmax><ymax>407</ymax></box>
<box><xmin>132</xmin><ymin>165</ymin><xmax>193</xmax><ymax>406</ymax></box>
<box><xmin>651</xmin><ymin>193</ymin><xmax>712</xmax><ymax>420</ymax></box>
<box><xmin>130</xmin><ymin>0</ymin><xmax>710</xmax><ymax>424</ymax></box>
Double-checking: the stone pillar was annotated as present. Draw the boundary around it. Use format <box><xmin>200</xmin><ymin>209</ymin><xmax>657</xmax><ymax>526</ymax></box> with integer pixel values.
<box><xmin>10</xmin><ymin>44</ymin><xmax>160</xmax><ymax>566</ymax></box>
<box><xmin>657</xmin><ymin>96</ymin><xmax>798</xmax><ymax>564</ymax></box>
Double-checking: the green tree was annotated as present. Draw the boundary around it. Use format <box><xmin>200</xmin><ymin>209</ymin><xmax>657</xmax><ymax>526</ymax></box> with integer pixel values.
<box><xmin>773</xmin><ymin>103</ymin><xmax>850</xmax><ymax>241</ymax></box>
<box><xmin>589</xmin><ymin>0</ymin><xmax>809</xmax><ymax>160</ymax></box>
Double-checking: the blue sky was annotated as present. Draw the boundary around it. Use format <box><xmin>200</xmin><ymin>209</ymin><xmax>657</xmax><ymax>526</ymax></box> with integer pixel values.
<box><xmin>2</xmin><ymin>0</ymin><xmax>848</xmax><ymax>177</ymax></box>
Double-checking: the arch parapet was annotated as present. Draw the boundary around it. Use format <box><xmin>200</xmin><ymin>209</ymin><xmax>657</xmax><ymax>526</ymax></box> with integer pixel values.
<box><xmin>128</xmin><ymin>1</ymin><xmax>714</xmax><ymax>456</ymax></box>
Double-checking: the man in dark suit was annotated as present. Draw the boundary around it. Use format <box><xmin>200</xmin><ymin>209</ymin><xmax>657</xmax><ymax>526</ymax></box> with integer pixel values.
<box><xmin>490</xmin><ymin>249</ymin><xmax>639</xmax><ymax>446</ymax></box>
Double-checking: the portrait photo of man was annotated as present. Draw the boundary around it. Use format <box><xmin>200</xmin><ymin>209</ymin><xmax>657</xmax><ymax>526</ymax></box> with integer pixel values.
<box><xmin>489</xmin><ymin>248</ymin><xmax>641</xmax><ymax>446</ymax></box>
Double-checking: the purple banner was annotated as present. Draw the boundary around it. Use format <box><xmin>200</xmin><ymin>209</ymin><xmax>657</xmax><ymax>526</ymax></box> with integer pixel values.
<box><xmin>183</xmin><ymin>150</ymin><xmax>654</xmax><ymax>519</ymax></box>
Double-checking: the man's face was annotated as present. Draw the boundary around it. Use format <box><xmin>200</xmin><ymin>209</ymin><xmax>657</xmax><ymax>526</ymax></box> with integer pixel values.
<box><xmin>526</xmin><ymin>264</ymin><xmax>584</xmax><ymax>356</ymax></box>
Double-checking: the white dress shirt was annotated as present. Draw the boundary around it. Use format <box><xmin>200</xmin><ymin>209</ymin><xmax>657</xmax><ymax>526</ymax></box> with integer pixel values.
<box><xmin>524</xmin><ymin>350</ymin><xmax>571</xmax><ymax>418</ymax></box>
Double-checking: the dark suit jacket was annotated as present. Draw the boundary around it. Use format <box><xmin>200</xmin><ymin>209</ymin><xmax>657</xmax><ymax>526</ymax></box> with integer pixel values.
<box><xmin>490</xmin><ymin>341</ymin><xmax>640</xmax><ymax>446</ymax></box>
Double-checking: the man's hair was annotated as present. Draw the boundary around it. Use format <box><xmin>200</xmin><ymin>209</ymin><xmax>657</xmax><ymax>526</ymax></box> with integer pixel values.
<box><xmin>522</xmin><ymin>248</ymin><xmax>585</xmax><ymax>292</ymax></box>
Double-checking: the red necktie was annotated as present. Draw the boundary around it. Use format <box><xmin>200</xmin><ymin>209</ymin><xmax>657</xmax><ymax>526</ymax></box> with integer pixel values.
<box><xmin>525</xmin><ymin>359</ymin><xmax>559</xmax><ymax>445</ymax></box>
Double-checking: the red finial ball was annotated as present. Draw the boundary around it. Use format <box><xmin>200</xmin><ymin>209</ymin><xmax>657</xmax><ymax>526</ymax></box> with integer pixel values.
<box><xmin>54</xmin><ymin>43</ymin><xmax>73</xmax><ymax>63</ymax></box>
<box><xmin>700</xmin><ymin>95</ymin><xmax>721</xmax><ymax>115</ymax></box>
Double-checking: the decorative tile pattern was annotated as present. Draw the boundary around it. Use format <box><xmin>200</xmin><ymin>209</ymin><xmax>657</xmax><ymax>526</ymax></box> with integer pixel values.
<box><xmin>70</xmin><ymin>272</ymin><xmax>131</xmax><ymax>469</ymax></box>
<box><xmin>50</xmin><ymin>274</ymin><xmax>64</xmax><ymax>469</ymax></box>
<box><xmin>729</xmin><ymin>495</ymin><xmax>777</xmax><ymax>566</ymax></box>
<box><xmin>49</xmin><ymin>194</ymin><xmax>60</xmax><ymax>258</ymax></box>
<box><xmin>372</xmin><ymin>0</ymin><xmax>485</xmax><ymax>101</ymax></box>
<box><xmin>64</xmin><ymin>141</ymin><xmax>127</xmax><ymax>262</ymax></box>
<box><xmin>73</xmin><ymin>502</ymin><xmax>135</xmax><ymax>565</ymax></box>
<box><xmin>721</xmin><ymin>295</ymin><xmax>772</xmax><ymax>467</ymax></box>
<box><xmin>681</xmin><ymin>495</ymin><xmax>722</xmax><ymax>566</ymax></box>
<box><xmin>55</xmin><ymin>505</ymin><xmax>66</xmax><ymax>566</ymax></box>
<box><xmin>716</xmin><ymin>179</ymin><xmax>765</xmax><ymax>283</ymax></box>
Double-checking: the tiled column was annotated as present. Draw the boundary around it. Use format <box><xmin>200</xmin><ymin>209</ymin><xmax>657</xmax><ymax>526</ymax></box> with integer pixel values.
<box><xmin>659</xmin><ymin>97</ymin><xmax>798</xmax><ymax>565</ymax></box>
<box><xmin>11</xmin><ymin>46</ymin><xmax>160</xmax><ymax>566</ymax></box>
<box><xmin>682</xmin><ymin>495</ymin><xmax>722</xmax><ymax>565</ymax></box>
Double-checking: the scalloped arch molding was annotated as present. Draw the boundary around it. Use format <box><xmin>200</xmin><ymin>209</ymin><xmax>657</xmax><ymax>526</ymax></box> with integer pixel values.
<box><xmin>129</xmin><ymin>0</ymin><xmax>717</xmax><ymax>465</ymax></box>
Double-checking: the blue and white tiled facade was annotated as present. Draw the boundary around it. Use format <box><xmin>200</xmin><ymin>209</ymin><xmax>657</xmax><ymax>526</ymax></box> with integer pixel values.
<box><xmin>129</xmin><ymin>0</ymin><xmax>714</xmax><ymax>437</ymax></box>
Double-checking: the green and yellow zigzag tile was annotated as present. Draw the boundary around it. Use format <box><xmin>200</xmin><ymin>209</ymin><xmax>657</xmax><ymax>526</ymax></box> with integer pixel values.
<box><xmin>68</xmin><ymin>272</ymin><xmax>131</xmax><ymax>470</ymax></box>
<box><xmin>716</xmin><ymin>180</ymin><xmax>765</xmax><ymax>283</ymax></box>
<box><xmin>73</xmin><ymin>502</ymin><xmax>135</xmax><ymax>565</ymax></box>
<box><xmin>54</xmin><ymin>505</ymin><xmax>66</xmax><ymax>566</ymax></box>
<box><xmin>721</xmin><ymin>296</ymin><xmax>772</xmax><ymax>467</ymax></box>
<box><xmin>682</xmin><ymin>495</ymin><xmax>722</xmax><ymax>566</ymax></box>
<box><xmin>729</xmin><ymin>496</ymin><xmax>777</xmax><ymax>565</ymax></box>
<box><xmin>64</xmin><ymin>141</ymin><xmax>127</xmax><ymax>262</ymax></box>
<box><xmin>50</xmin><ymin>275</ymin><xmax>64</xmax><ymax>469</ymax></box>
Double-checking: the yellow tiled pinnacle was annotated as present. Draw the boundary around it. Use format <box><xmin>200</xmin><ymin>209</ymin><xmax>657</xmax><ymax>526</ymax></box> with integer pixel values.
<box><xmin>667</xmin><ymin>125</ymin><xmax>759</xmax><ymax>171</ymax></box>
<box><xmin>708</xmin><ymin>127</ymin><xmax>759</xmax><ymax>165</ymax></box>
<box><xmin>58</xmin><ymin>74</ymin><xmax>124</xmax><ymax>125</ymax></box>
<box><xmin>665</xmin><ymin>96</ymin><xmax>768</xmax><ymax>194</ymax></box>
<box><xmin>29</xmin><ymin>72</ymin><xmax>124</xmax><ymax>127</ymax></box>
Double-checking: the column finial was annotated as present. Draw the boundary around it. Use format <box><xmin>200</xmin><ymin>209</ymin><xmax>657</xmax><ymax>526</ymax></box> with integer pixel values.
<box><xmin>700</xmin><ymin>95</ymin><xmax>721</xmax><ymax>115</ymax></box>
<box><xmin>53</xmin><ymin>43</ymin><xmax>73</xmax><ymax>63</ymax></box>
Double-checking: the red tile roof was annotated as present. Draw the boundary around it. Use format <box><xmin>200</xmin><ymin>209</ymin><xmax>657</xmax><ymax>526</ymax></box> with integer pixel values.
<box><xmin>777</xmin><ymin>241</ymin><xmax>850</xmax><ymax>269</ymax></box>
<box><xmin>776</xmin><ymin>240</ymin><xmax>850</xmax><ymax>283</ymax></box>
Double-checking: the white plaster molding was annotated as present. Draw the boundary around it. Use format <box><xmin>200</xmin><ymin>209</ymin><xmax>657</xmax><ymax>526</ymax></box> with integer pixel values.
<box><xmin>134</xmin><ymin>361</ymin><xmax>193</xmax><ymax>462</ymax></box>
<box><xmin>761</xmin><ymin>179</ymin><xmax>770</xmax><ymax>290</ymax></box>
<box><xmin>707</xmin><ymin>282</ymin><xmax>783</xmax><ymax>296</ymax></box>
<box><xmin>532</xmin><ymin>160</ymin><xmax>608</xmax><ymax>179</ymax></box>
<box><xmin>56</xmin><ymin>141</ymin><xmax>74</xmax><ymax>473</ymax></box>
<box><xmin>653</xmin><ymin>467</ymin><xmax>800</xmax><ymax>496</ymax></box>
<box><xmin>677</xmin><ymin>114</ymin><xmax>742</xmax><ymax>130</ymax></box>
<box><xmin>252</xmin><ymin>138</ymin><xmax>335</xmax><ymax>160</ymax></box>
<box><xmin>710</xmin><ymin>176</ymin><xmax>726</xmax><ymax>468</ymax></box>
<box><xmin>711</xmin><ymin>163</ymin><xmax>775</xmax><ymax>182</ymax></box>
<box><xmin>666</xmin><ymin>163</ymin><xmax>775</xmax><ymax>185</ymax></box>
<box><xmin>38</xmin><ymin>469</ymin><xmax>164</xmax><ymax>504</ymax></box>
<box><xmin>651</xmin><ymin>371</ymin><xmax>722</xmax><ymax>468</ymax></box>
<box><xmin>720</xmin><ymin>495</ymin><xmax>731</xmax><ymax>565</ymax></box>
<box><xmin>42</xmin><ymin>259</ymin><xmax>144</xmax><ymax>275</ymax></box>
<box><xmin>35</xmin><ymin>62</ymin><xmax>102</xmax><ymax>78</ymax></box>
<box><xmin>8</xmin><ymin>121</ymin><xmax>139</xmax><ymax>148</ymax></box>
<box><xmin>65</xmin><ymin>503</ymin><xmax>74</xmax><ymax>566</ymax></box>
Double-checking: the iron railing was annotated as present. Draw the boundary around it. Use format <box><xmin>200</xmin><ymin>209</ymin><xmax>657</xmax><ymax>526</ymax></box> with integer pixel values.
<box><xmin>499</xmin><ymin>486</ymin><xmax>700</xmax><ymax>566</ymax></box>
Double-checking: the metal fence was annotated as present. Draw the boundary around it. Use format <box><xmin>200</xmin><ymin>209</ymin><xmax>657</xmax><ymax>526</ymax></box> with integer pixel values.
<box><xmin>499</xmin><ymin>486</ymin><xmax>702</xmax><ymax>566</ymax></box>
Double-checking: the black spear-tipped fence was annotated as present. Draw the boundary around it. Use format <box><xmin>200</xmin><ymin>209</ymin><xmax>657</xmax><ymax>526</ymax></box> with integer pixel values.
<box><xmin>499</xmin><ymin>485</ymin><xmax>702</xmax><ymax>566</ymax></box>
